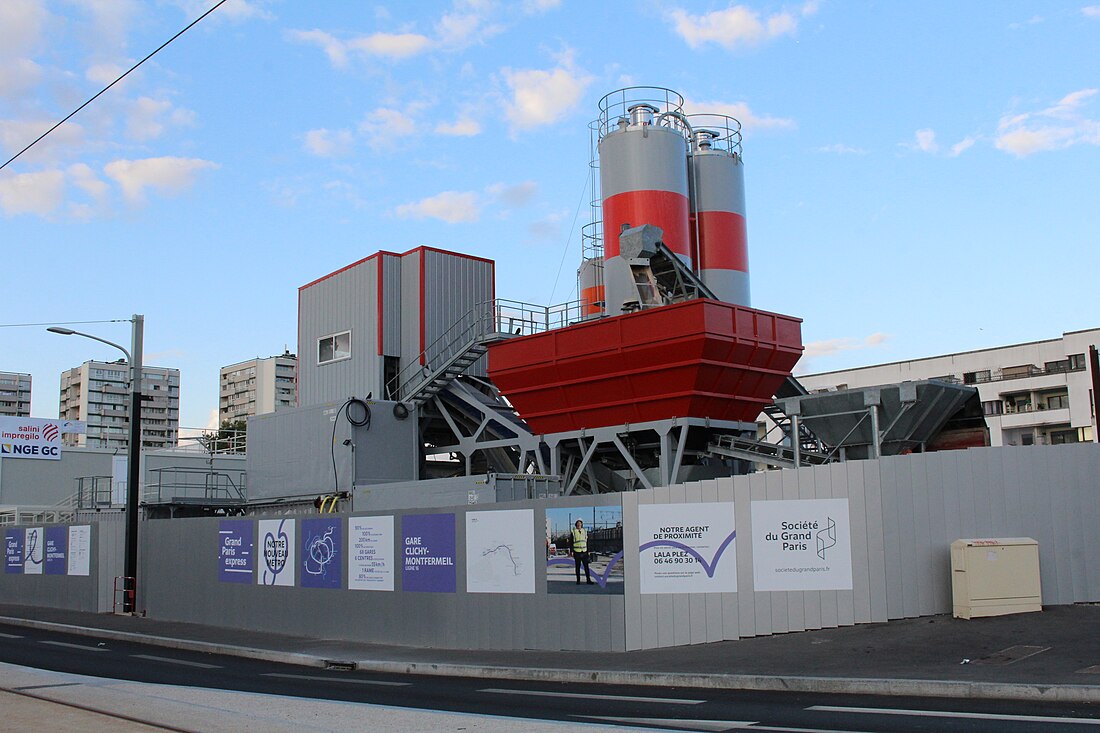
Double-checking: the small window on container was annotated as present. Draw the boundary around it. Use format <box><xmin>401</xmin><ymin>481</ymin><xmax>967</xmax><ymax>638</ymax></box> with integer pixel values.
<box><xmin>318</xmin><ymin>330</ymin><xmax>352</xmax><ymax>365</ymax></box>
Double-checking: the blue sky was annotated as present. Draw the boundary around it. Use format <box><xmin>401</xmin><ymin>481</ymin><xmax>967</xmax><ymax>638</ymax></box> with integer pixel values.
<box><xmin>3</xmin><ymin>0</ymin><xmax>1098</xmax><ymax>434</ymax></box>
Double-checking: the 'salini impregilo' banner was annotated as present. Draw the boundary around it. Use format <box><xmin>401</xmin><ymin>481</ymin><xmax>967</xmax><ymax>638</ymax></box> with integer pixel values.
<box><xmin>751</xmin><ymin>498</ymin><xmax>853</xmax><ymax>591</ymax></box>
<box><xmin>638</xmin><ymin>502</ymin><xmax>737</xmax><ymax>594</ymax></box>
<box><xmin>0</xmin><ymin>417</ymin><xmax>74</xmax><ymax>460</ymax></box>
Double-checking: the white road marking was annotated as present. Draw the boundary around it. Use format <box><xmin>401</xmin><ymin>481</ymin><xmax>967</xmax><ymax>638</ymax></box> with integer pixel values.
<box><xmin>263</xmin><ymin>672</ymin><xmax>410</xmax><ymax>686</ymax></box>
<box><xmin>131</xmin><ymin>654</ymin><xmax>221</xmax><ymax>669</ymax></box>
<box><xmin>479</xmin><ymin>687</ymin><xmax>705</xmax><ymax>705</ymax></box>
<box><xmin>809</xmin><ymin>705</ymin><xmax>1100</xmax><ymax>725</ymax></box>
<box><xmin>578</xmin><ymin>715</ymin><xmax>757</xmax><ymax>731</ymax></box>
<box><xmin>0</xmin><ymin>632</ymin><xmax>23</xmax><ymax>639</ymax></box>
<box><xmin>41</xmin><ymin>640</ymin><xmax>109</xmax><ymax>652</ymax></box>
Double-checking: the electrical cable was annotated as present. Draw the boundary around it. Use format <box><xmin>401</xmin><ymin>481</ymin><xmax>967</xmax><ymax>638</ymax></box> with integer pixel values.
<box><xmin>547</xmin><ymin>170</ymin><xmax>591</xmax><ymax>305</ymax></box>
<box><xmin>330</xmin><ymin>397</ymin><xmax>371</xmax><ymax>496</ymax></box>
<box><xmin>0</xmin><ymin>0</ymin><xmax>229</xmax><ymax>172</ymax></box>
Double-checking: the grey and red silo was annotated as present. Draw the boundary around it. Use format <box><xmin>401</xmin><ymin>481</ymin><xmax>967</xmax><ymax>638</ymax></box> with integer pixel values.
<box><xmin>598</xmin><ymin>103</ymin><xmax>692</xmax><ymax>269</ymax></box>
<box><xmin>591</xmin><ymin>88</ymin><xmax>751</xmax><ymax>313</ymax></box>
<box><xmin>688</xmin><ymin>126</ymin><xmax>750</xmax><ymax>306</ymax></box>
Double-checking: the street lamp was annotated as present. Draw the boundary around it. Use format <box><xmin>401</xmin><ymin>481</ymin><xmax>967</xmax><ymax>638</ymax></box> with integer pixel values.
<box><xmin>49</xmin><ymin>315</ymin><xmax>144</xmax><ymax>614</ymax></box>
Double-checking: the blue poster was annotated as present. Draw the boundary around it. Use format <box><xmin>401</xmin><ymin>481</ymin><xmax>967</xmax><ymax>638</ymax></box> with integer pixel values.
<box><xmin>301</xmin><ymin>518</ymin><xmax>341</xmax><ymax>589</ymax></box>
<box><xmin>218</xmin><ymin>520</ymin><xmax>254</xmax><ymax>583</ymax></box>
<box><xmin>45</xmin><ymin>527</ymin><xmax>67</xmax><ymax>575</ymax></box>
<box><xmin>5</xmin><ymin>529</ymin><xmax>23</xmax><ymax>574</ymax></box>
<box><xmin>402</xmin><ymin>513</ymin><xmax>456</xmax><ymax>593</ymax></box>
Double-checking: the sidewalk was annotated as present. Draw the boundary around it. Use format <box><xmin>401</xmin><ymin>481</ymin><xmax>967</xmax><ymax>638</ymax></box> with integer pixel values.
<box><xmin>2</xmin><ymin>602</ymin><xmax>1099</xmax><ymax>702</ymax></box>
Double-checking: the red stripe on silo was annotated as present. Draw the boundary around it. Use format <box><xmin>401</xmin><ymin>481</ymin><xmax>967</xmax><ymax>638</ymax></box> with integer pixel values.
<box><xmin>581</xmin><ymin>285</ymin><xmax>605</xmax><ymax>316</ymax></box>
<box><xmin>602</xmin><ymin>190</ymin><xmax>690</xmax><ymax>260</ymax></box>
<box><xmin>696</xmin><ymin>211</ymin><xmax>748</xmax><ymax>272</ymax></box>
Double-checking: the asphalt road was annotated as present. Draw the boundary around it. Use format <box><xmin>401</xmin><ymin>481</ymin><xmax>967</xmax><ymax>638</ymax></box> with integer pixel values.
<box><xmin>1</xmin><ymin>621</ymin><xmax>1098</xmax><ymax>732</ymax></box>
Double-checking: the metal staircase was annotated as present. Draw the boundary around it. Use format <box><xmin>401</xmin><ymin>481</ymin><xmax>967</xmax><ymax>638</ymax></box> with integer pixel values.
<box><xmin>707</xmin><ymin>433</ymin><xmax>833</xmax><ymax>470</ymax></box>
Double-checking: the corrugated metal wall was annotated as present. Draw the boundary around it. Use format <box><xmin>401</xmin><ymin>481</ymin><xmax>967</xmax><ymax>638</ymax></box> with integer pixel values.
<box><xmin>421</xmin><ymin>249</ymin><xmax>494</xmax><ymax>375</ymax></box>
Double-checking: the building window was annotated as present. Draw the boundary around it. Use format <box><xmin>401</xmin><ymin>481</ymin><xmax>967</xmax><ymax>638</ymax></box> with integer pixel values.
<box><xmin>1069</xmin><ymin>353</ymin><xmax>1086</xmax><ymax>370</ymax></box>
<box><xmin>1021</xmin><ymin>433</ymin><xmax>1034</xmax><ymax>446</ymax></box>
<box><xmin>982</xmin><ymin>400</ymin><xmax>1003</xmax><ymax>416</ymax></box>
<box><xmin>1047</xmin><ymin>394</ymin><xmax>1067</xmax><ymax>410</ymax></box>
<box><xmin>1050</xmin><ymin>429</ymin><xmax>1080</xmax><ymax>445</ymax></box>
<box><xmin>318</xmin><ymin>330</ymin><xmax>351</xmax><ymax>365</ymax></box>
<box><xmin>964</xmin><ymin>370</ymin><xmax>991</xmax><ymax>384</ymax></box>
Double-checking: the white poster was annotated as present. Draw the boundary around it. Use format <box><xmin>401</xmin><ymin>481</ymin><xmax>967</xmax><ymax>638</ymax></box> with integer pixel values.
<box><xmin>258</xmin><ymin>518</ymin><xmax>295</xmax><ymax>586</ymax></box>
<box><xmin>0</xmin><ymin>417</ymin><xmax>64</xmax><ymax>460</ymax></box>
<box><xmin>751</xmin><ymin>498</ymin><xmax>853</xmax><ymax>591</ymax></box>
<box><xmin>348</xmin><ymin>516</ymin><xmax>394</xmax><ymax>591</ymax></box>
<box><xmin>67</xmin><ymin>525</ymin><xmax>91</xmax><ymax>576</ymax></box>
<box><xmin>23</xmin><ymin>527</ymin><xmax>43</xmax><ymax>574</ymax></box>
<box><xmin>111</xmin><ymin>455</ymin><xmax>128</xmax><ymax>506</ymax></box>
<box><xmin>638</xmin><ymin>502</ymin><xmax>737</xmax><ymax>594</ymax></box>
<box><xmin>466</xmin><ymin>509</ymin><xmax>536</xmax><ymax>594</ymax></box>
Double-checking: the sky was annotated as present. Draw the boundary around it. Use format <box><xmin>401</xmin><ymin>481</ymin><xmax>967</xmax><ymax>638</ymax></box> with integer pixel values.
<box><xmin>2</xmin><ymin>0</ymin><xmax>1099</xmax><ymax>436</ymax></box>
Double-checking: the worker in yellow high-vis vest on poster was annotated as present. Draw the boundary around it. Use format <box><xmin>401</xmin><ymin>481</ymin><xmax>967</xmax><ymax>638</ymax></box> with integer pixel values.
<box><xmin>571</xmin><ymin>519</ymin><xmax>594</xmax><ymax>585</ymax></box>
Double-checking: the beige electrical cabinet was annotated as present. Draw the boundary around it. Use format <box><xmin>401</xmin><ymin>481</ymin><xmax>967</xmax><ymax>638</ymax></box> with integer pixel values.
<box><xmin>951</xmin><ymin>538</ymin><xmax>1042</xmax><ymax>619</ymax></box>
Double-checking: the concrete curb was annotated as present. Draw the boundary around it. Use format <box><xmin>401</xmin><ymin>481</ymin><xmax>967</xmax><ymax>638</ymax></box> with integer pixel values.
<box><xmin>5</xmin><ymin>616</ymin><xmax>1100</xmax><ymax>703</ymax></box>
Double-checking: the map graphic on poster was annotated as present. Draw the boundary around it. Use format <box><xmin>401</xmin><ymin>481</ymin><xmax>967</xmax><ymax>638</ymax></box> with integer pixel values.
<box><xmin>466</xmin><ymin>509</ymin><xmax>535</xmax><ymax>594</ymax></box>
<box><xmin>751</xmin><ymin>498</ymin><xmax>853</xmax><ymax>592</ymax></box>
<box><xmin>218</xmin><ymin>520</ymin><xmax>254</xmax><ymax>583</ymax></box>
<box><xmin>23</xmin><ymin>527</ymin><xmax>43</xmax><ymax>574</ymax></box>
<box><xmin>258</xmin><ymin>518</ymin><xmax>295</xmax><ymax>586</ymax></box>
<box><xmin>67</xmin><ymin>525</ymin><xmax>91</xmax><ymax>576</ymax></box>
<box><xmin>5</xmin><ymin>529</ymin><xmax>23</xmax><ymax>574</ymax></box>
<box><xmin>301</xmin><ymin>518</ymin><xmax>342</xmax><ymax>589</ymax></box>
<box><xmin>349</xmin><ymin>516</ymin><xmax>394</xmax><ymax>591</ymax></box>
<box><xmin>45</xmin><ymin>526</ymin><xmax>67</xmax><ymax>575</ymax></box>
<box><xmin>638</xmin><ymin>502</ymin><xmax>737</xmax><ymax>594</ymax></box>
<box><xmin>402</xmin><ymin>513</ymin><xmax>456</xmax><ymax>593</ymax></box>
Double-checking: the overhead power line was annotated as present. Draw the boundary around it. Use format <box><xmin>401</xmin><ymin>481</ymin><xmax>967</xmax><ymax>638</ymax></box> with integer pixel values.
<box><xmin>0</xmin><ymin>0</ymin><xmax>228</xmax><ymax>172</ymax></box>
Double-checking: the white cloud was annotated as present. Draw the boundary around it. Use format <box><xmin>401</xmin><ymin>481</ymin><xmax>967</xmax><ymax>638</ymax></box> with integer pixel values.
<box><xmin>818</xmin><ymin>143</ymin><xmax>867</xmax><ymax>155</ymax></box>
<box><xmin>949</xmin><ymin>136</ymin><xmax>976</xmax><ymax>157</ymax></box>
<box><xmin>78</xmin><ymin>0</ymin><xmax>142</xmax><ymax>55</ymax></box>
<box><xmin>669</xmin><ymin>2</ymin><xmax>816</xmax><ymax>50</ymax></box>
<box><xmin>502</xmin><ymin>59</ymin><xmax>593</xmax><ymax>130</ymax></box>
<box><xmin>125</xmin><ymin>97</ymin><xmax>195</xmax><ymax>141</ymax></box>
<box><xmin>67</xmin><ymin>163</ymin><xmax>110</xmax><ymax>202</ymax></box>
<box><xmin>994</xmin><ymin>89</ymin><xmax>1100</xmax><ymax>157</ymax></box>
<box><xmin>0</xmin><ymin>119</ymin><xmax>86</xmax><ymax>164</ymax></box>
<box><xmin>349</xmin><ymin>32</ymin><xmax>433</xmax><ymax>59</ymax></box>
<box><xmin>435</xmin><ymin>115</ymin><xmax>482</xmax><ymax>136</ymax></box>
<box><xmin>86</xmin><ymin>62</ymin><xmax>129</xmax><ymax>86</ymax></box>
<box><xmin>0</xmin><ymin>58</ymin><xmax>42</xmax><ymax>99</ymax></box>
<box><xmin>436</xmin><ymin>5</ymin><xmax>505</xmax><ymax>49</ymax></box>
<box><xmin>395</xmin><ymin>190</ymin><xmax>480</xmax><ymax>223</ymax></box>
<box><xmin>358</xmin><ymin>107</ymin><xmax>419</xmax><ymax>150</ymax></box>
<box><xmin>487</xmin><ymin>180</ymin><xmax>537</xmax><ymax>207</ymax></box>
<box><xmin>104</xmin><ymin>156</ymin><xmax>219</xmax><ymax>203</ymax></box>
<box><xmin>0</xmin><ymin>0</ymin><xmax>48</xmax><ymax>58</ymax></box>
<box><xmin>912</xmin><ymin>128</ymin><xmax>939</xmax><ymax>153</ymax></box>
<box><xmin>684</xmin><ymin>99</ymin><xmax>796</xmax><ymax>133</ymax></box>
<box><xmin>171</xmin><ymin>0</ymin><xmax>273</xmax><ymax>22</ymax></box>
<box><xmin>289</xmin><ymin>29</ymin><xmax>432</xmax><ymax>67</ymax></box>
<box><xmin>524</xmin><ymin>0</ymin><xmax>561</xmax><ymax>12</ymax></box>
<box><xmin>1082</xmin><ymin>5</ymin><xmax>1100</xmax><ymax>18</ymax></box>
<box><xmin>304</xmin><ymin>128</ymin><xmax>354</xmax><ymax>157</ymax></box>
<box><xmin>0</xmin><ymin>170</ymin><xmax>65</xmax><ymax>216</ymax></box>
<box><xmin>796</xmin><ymin>332</ymin><xmax>888</xmax><ymax>360</ymax></box>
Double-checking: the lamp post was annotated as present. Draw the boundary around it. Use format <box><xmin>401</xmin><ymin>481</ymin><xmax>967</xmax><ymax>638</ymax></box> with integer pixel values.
<box><xmin>48</xmin><ymin>314</ymin><xmax>143</xmax><ymax>614</ymax></box>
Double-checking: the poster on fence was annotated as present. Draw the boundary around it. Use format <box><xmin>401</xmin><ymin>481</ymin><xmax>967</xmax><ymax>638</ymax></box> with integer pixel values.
<box><xmin>67</xmin><ymin>525</ymin><xmax>91</xmax><ymax>576</ymax></box>
<box><xmin>23</xmin><ymin>527</ymin><xmax>43</xmax><ymax>574</ymax></box>
<box><xmin>258</xmin><ymin>518</ymin><xmax>295</xmax><ymax>586</ymax></box>
<box><xmin>301</xmin><ymin>518</ymin><xmax>342</xmax><ymax>589</ymax></box>
<box><xmin>45</xmin><ymin>526</ymin><xmax>67</xmax><ymax>575</ymax></box>
<box><xmin>402</xmin><ymin>513</ymin><xmax>456</xmax><ymax>593</ymax></box>
<box><xmin>751</xmin><ymin>498</ymin><xmax>853</xmax><ymax>592</ymax></box>
<box><xmin>218</xmin><ymin>520</ymin><xmax>254</xmax><ymax>584</ymax></box>
<box><xmin>545</xmin><ymin>505</ymin><xmax>624</xmax><ymax>595</ymax></box>
<box><xmin>638</xmin><ymin>502</ymin><xmax>737</xmax><ymax>594</ymax></box>
<box><xmin>466</xmin><ymin>509</ymin><xmax>535</xmax><ymax>594</ymax></box>
<box><xmin>348</xmin><ymin>516</ymin><xmax>394</xmax><ymax>591</ymax></box>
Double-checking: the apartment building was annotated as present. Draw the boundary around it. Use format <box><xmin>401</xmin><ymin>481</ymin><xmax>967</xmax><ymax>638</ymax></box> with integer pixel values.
<box><xmin>219</xmin><ymin>351</ymin><xmax>297</xmax><ymax>424</ymax></box>
<box><xmin>58</xmin><ymin>360</ymin><xmax>180</xmax><ymax>449</ymax></box>
<box><xmin>0</xmin><ymin>372</ymin><xmax>31</xmax><ymax>417</ymax></box>
<box><xmin>797</xmin><ymin>328</ymin><xmax>1099</xmax><ymax>448</ymax></box>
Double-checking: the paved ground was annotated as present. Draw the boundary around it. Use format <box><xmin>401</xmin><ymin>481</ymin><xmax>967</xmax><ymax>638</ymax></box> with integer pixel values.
<box><xmin>3</xmin><ymin>602</ymin><xmax>1100</xmax><ymax>701</ymax></box>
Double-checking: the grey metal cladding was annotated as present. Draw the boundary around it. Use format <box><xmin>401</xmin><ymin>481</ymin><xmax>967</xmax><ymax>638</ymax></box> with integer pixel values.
<box><xmin>381</xmin><ymin>253</ymin><xmax>403</xmax><ymax>358</ymax></box>
<box><xmin>599</xmin><ymin>126</ymin><xmax>689</xmax><ymax>199</ymax></box>
<box><xmin>690</xmin><ymin>152</ymin><xmax>746</xmax><ymax>215</ymax></box>
<box><xmin>298</xmin><ymin>257</ymin><xmax>380</xmax><ymax>406</ymax></box>
<box><xmin>400</xmin><ymin>253</ymin><xmax>422</xmax><ymax>368</ymax></box>
<box><xmin>422</xmin><ymin>250</ymin><xmax>494</xmax><ymax>374</ymax></box>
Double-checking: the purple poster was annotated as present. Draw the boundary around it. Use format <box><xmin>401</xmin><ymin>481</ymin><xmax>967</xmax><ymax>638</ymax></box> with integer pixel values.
<box><xmin>219</xmin><ymin>520</ymin><xmax>254</xmax><ymax>583</ymax></box>
<box><xmin>45</xmin><ymin>527</ymin><xmax>67</xmax><ymax>575</ymax></box>
<box><xmin>5</xmin><ymin>529</ymin><xmax>23</xmax><ymax>574</ymax></box>
<box><xmin>402</xmin><ymin>513</ymin><xmax>456</xmax><ymax>593</ymax></box>
<box><xmin>301</xmin><ymin>518</ymin><xmax>341</xmax><ymax>589</ymax></box>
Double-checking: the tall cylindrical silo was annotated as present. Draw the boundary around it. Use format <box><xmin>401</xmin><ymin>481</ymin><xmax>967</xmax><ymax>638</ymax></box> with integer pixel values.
<box><xmin>578</xmin><ymin>257</ymin><xmax>604</xmax><ymax>317</ymax></box>
<box><xmin>690</xmin><ymin>129</ymin><xmax>750</xmax><ymax>306</ymax></box>
<box><xmin>599</xmin><ymin>104</ymin><xmax>692</xmax><ymax>268</ymax></box>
